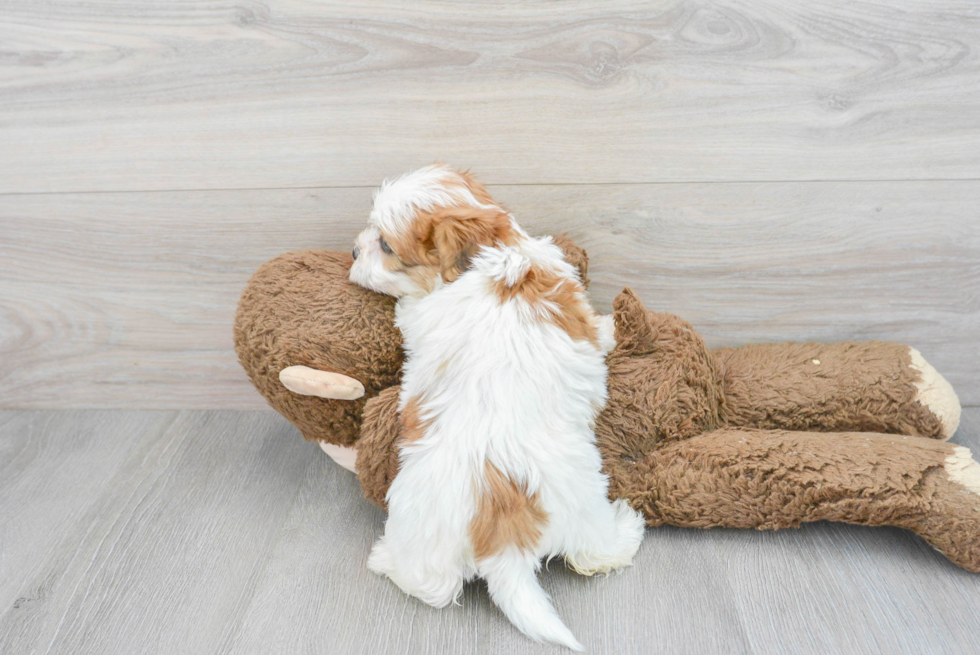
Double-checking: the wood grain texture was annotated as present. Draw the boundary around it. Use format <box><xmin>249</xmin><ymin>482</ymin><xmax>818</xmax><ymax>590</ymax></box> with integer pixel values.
<box><xmin>0</xmin><ymin>410</ymin><xmax>312</xmax><ymax>655</ymax></box>
<box><xmin>1</xmin><ymin>409</ymin><xmax>979</xmax><ymax>654</ymax></box>
<box><xmin>2</xmin><ymin>181</ymin><xmax>977</xmax><ymax>408</ymax></box>
<box><xmin>0</xmin><ymin>411</ymin><xmax>178</xmax><ymax>611</ymax></box>
<box><xmin>1</xmin><ymin>0</ymin><xmax>979</xmax><ymax>193</ymax></box>
<box><xmin>0</xmin><ymin>187</ymin><xmax>369</xmax><ymax>409</ymax></box>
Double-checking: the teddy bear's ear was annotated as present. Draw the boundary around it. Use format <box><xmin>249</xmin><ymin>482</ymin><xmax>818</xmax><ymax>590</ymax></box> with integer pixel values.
<box><xmin>551</xmin><ymin>234</ymin><xmax>590</xmax><ymax>288</ymax></box>
<box><xmin>612</xmin><ymin>288</ymin><xmax>655</xmax><ymax>353</ymax></box>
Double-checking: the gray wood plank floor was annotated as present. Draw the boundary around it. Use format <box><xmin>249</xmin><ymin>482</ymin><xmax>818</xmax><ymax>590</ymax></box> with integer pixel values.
<box><xmin>2</xmin><ymin>409</ymin><xmax>980</xmax><ymax>655</ymax></box>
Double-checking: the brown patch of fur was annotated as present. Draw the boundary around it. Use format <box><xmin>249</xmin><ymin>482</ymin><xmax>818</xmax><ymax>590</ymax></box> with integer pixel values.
<box><xmin>382</xmin><ymin>205</ymin><xmax>516</xmax><ymax>285</ymax></box>
<box><xmin>454</xmin><ymin>169</ymin><xmax>497</xmax><ymax>206</ymax></box>
<box><xmin>470</xmin><ymin>462</ymin><xmax>548</xmax><ymax>561</ymax></box>
<box><xmin>384</xmin><ymin>227</ymin><xmax>436</xmax><ymax>269</ymax></box>
<box><xmin>398</xmin><ymin>395</ymin><xmax>433</xmax><ymax>444</ymax></box>
<box><xmin>380</xmin><ymin>247</ymin><xmax>440</xmax><ymax>294</ymax></box>
<box><xmin>429</xmin><ymin>206</ymin><xmax>516</xmax><ymax>282</ymax></box>
<box><xmin>495</xmin><ymin>265</ymin><xmax>599</xmax><ymax>346</ymax></box>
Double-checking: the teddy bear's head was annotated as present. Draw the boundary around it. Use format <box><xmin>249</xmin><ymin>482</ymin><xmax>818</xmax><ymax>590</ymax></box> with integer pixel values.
<box><xmin>234</xmin><ymin>250</ymin><xmax>404</xmax><ymax>445</ymax></box>
<box><xmin>234</xmin><ymin>238</ymin><xmax>590</xmax><ymax>446</ymax></box>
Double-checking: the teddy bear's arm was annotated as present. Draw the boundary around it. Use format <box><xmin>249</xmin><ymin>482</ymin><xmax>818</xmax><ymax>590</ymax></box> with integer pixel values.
<box><xmin>618</xmin><ymin>426</ymin><xmax>980</xmax><ymax>572</ymax></box>
<box><xmin>712</xmin><ymin>341</ymin><xmax>960</xmax><ymax>440</ymax></box>
<box><xmin>354</xmin><ymin>385</ymin><xmax>403</xmax><ymax>508</ymax></box>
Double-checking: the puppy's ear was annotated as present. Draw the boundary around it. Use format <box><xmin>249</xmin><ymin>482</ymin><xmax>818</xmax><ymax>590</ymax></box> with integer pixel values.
<box><xmin>430</xmin><ymin>207</ymin><xmax>514</xmax><ymax>283</ymax></box>
<box><xmin>455</xmin><ymin>169</ymin><xmax>497</xmax><ymax>207</ymax></box>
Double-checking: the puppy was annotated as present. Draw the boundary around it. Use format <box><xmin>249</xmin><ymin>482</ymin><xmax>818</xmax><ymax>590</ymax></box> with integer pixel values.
<box><xmin>349</xmin><ymin>164</ymin><xmax>645</xmax><ymax>650</ymax></box>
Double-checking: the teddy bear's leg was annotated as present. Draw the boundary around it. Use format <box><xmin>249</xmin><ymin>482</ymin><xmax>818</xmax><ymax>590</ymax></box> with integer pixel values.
<box><xmin>712</xmin><ymin>341</ymin><xmax>960</xmax><ymax>439</ymax></box>
<box><xmin>617</xmin><ymin>427</ymin><xmax>980</xmax><ymax>572</ymax></box>
<box><xmin>356</xmin><ymin>386</ymin><xmax>405</xmax><ymax>508</ymax></box>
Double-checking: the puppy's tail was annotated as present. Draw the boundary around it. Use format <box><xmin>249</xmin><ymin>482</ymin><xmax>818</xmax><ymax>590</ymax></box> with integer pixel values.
<box><xmin>479</xmin><ymin>550</ymin><xmax>583</xmax><ymax>651</ymax></box>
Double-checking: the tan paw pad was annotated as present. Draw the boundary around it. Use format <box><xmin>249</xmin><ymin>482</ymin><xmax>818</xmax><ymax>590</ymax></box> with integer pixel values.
<box><xmin>909</xmin><ymin>348</ymin><xmax>961</xmax><ymax>439</ymax></box>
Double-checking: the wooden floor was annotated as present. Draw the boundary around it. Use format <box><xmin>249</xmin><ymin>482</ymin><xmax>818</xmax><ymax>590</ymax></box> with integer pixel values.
<box><xmin>1</xmin><ymin>408</ymin><xmax>979</xmax><ymax>655</ymax></box>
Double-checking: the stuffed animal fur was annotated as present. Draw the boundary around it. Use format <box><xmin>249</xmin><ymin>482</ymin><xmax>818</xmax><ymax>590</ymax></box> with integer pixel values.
<box><xmin>234</xmin><ymin>239</ymin><xmax>980</xmax><ymax>573</ymax></box>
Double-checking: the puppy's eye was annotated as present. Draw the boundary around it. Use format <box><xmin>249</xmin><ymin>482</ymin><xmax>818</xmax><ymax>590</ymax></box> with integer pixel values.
<box><xmin>379</xmin><ymin>237</ymin><xmax>393</xmax><ymax>254</ymax></box>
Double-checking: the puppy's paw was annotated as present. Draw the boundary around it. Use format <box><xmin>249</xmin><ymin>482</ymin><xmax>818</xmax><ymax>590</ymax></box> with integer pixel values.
<box><xmin>566</xmin><ymin>500</ymin><xmax>646</xmax><ymax>576</ymax></box>
<box><xmin>368</xmin><ymin>539</ymin><xmax>464</xmax><ymax>608</ymax></box>
<box><xmin>367</xmin><ymin>539</ymin><xmax>395</xmax><ymax>578</ymax></box>
<box><xmin>612</xmin><ymin>498</ymin><xmax>646</xmax><ymax>553</ymax></box>
<box><xmin>596</xmin><ymin>313</ymin><xmax>617</xmax><ymax>354</ymax></box>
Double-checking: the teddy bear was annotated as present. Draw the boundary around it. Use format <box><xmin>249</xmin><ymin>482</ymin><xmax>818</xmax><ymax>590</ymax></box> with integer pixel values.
<box><xmin>234</xmin><ymin>237</ymin><xmax>980</xmax><ymax>573</ymax></box>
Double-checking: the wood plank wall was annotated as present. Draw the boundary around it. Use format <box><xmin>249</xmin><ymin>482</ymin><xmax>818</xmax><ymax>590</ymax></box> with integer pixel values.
<box><xmin>1</xmin><ymin>1</ymin><xmax>978</xmax><ymax>408</ymax></box>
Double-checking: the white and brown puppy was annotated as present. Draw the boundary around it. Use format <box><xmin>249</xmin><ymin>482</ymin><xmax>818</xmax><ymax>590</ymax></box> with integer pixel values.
<box><xmin>349</xmin><ymin>165</ymin><xmax>645</xmax><ymax>650</ymax></box>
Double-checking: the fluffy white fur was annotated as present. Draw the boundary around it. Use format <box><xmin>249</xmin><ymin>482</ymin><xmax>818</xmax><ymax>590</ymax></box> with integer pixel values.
<box><xmin>349</xmin><ymin>165</ymin><xmax>645</xmax><ymax>651</ymax></box>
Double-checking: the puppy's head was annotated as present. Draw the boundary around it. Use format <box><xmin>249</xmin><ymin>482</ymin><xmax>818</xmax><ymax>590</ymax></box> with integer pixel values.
<box><xmin>349</xmin><ymin>164</ymin><xmax>517</xmax><ymax>297</ymax></box>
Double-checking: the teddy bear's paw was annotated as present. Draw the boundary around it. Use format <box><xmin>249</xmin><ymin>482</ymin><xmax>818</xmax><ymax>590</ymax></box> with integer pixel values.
<box><xmin>945</xmin><ymin>446</ymin><xmax>980</xmax><ymax>497</ymax></box>
<box><xmin>318</xmin><ymin>441</ymin><xmax>358</xmax><ymax>472</ymax></box>
<box><xmin>565</xmin><ymin>500</ymin><xmax>646</xmax><ymax>576</ymax></box>
<box><xmin>908</xmin><ymin>348</ymin><xmax>961</xmax><ymax>439</ymax></box>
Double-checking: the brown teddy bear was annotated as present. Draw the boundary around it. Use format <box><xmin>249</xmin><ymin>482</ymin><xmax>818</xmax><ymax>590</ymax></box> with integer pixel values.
<box><xmin>234</xmin><ymin>239</ymin><xmax>980</xmax><ymax>572</ymax></box>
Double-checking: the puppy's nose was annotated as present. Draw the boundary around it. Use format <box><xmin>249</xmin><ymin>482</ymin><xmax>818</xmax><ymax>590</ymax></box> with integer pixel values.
<box><xmin>352</xmin><ymin>246</ymin><xmax>360</xmax><ymax>260</ymax></box>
